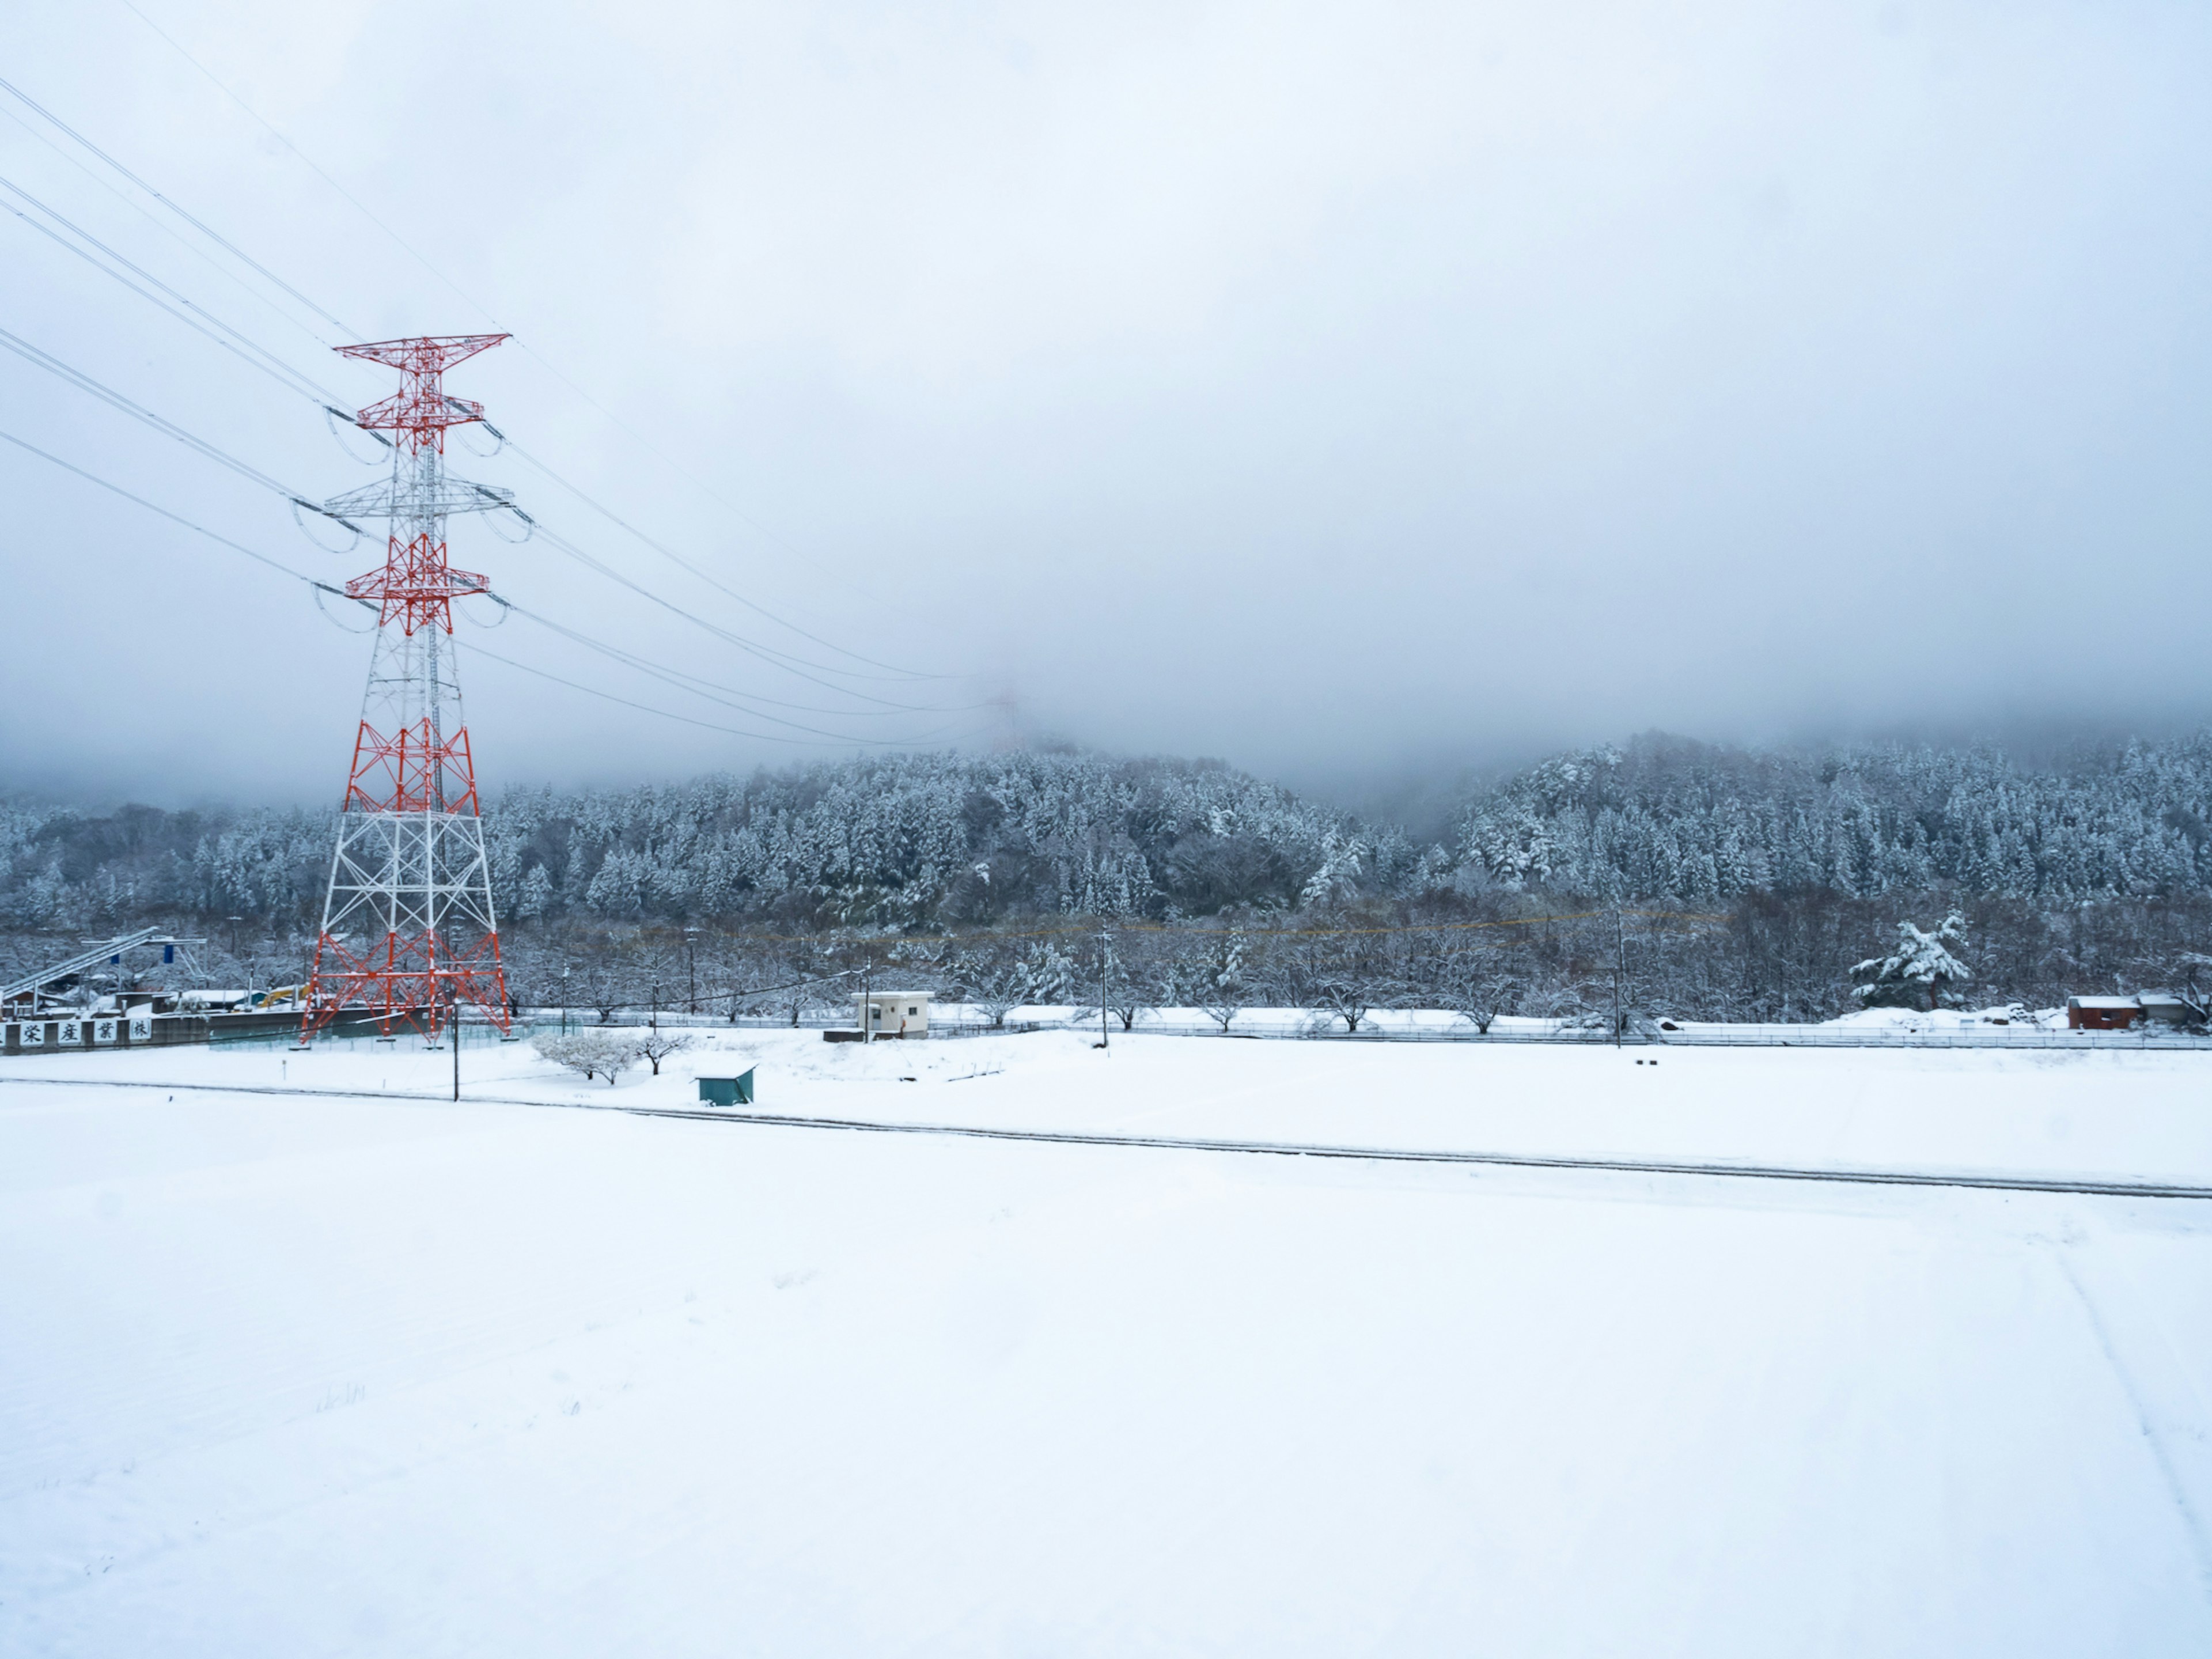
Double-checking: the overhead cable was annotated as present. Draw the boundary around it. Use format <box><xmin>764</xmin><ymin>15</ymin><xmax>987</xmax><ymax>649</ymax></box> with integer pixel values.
<box><xmin>502</xmin><ymin>436</ymin><xmax>949</xmax><ymax>681</ymax></box>
<box><xmin>0</xmin><ymin>71</ymin><xmax>355</xmax><ymax>334</ymax></box>
<box><xmin>0</xmin><ymin>95</ymin><xmax>354</xmax><ymax>357</ymax></box>
<box><xmin>494</xmin><ymin>596</ymin><xmax>984</xmax><ymax>718</ymax></box>
<box><xmin>0</xmin><ymin>422</ymin><xmax>944</xmax><ymax>750</ymax></box>
<box><xmin>0</xmin><ymin>177</ymin><xmax>346</xmax><ymax>408</ymax></box>
<box><xmin>0</xmin><ymin>331</ymin><xmax>957</xmax><ymax>738</ymax></box>
<box><xmin>454</xmin><ymin>639</ymin><xmax>967</xmax><ymax>749</ymax></box>
<box><xmin>111</xmin><ymin>8</ymin><xmax>952</xmax><ymax>684</ymax></box>
<box><xmin>17</xmin><ymin>46</ymin><xmax>974</xmax><ymax>720</ymax></box>
<box><xmin>0</xmin><ymin>422</ymin><xmax>353</xmax><ymax>597</ymax></box>
<box><xmin>3</xmin><ymin>160</ymin><xmax>952</xmax><ymax>701</ymax></box>
<box><xmin>488</xmin><ymin>596</ymin><xmax>979</xmax><ymax>740</ymax></box>
<box><xmin>0</xmin><ymin>322</ymin><xmax>348</xmax><ymax>519</ymax></box>
<box><xmin>522</xmin><ymin>516</ymin><xmax>964</xmax><ymax>710</ymax></box>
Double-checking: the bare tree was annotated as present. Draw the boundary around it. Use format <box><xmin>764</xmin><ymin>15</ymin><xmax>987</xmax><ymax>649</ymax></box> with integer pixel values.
<box><xmin>637</xmin><ymin>1029</ymin><xmax>695</xmax><ymax>1076</ymax></box>
<box><xmin>571</xmin><ymin>940</ymin><xmax>635</xmax><ymax>1025</ymax></box>
<box><xmin>1433</xmin><ymin>944</ymin><xmax>1521</xmax><ymax>1033</ymax></box>
<box><xmin>1104</xmin><ymin>931</ymin><xmax>1159</xmax><ymax>1032</ymax></box>
<box><xmin>1190</xmin><ymin>929</ymin><xmax>1249</xmax><ymax>1033</ymax></box>
<box><xmin>955</xmin><ymin>941</ymin><xmax>1027</xmax><ymax>1028</ymax></box>
<box><xmin>1313</xmin><ymin>935</ymin><xmax>1396</xmax><ymax>1033</ymax></box>
<box><xmin>1267</xmin><ymin>932</ymin><xmax>1393</xmax><ymax>1033</ymax></box>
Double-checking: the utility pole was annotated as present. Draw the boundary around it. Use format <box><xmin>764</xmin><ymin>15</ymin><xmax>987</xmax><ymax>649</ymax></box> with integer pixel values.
<box><xmin>861</xmin><ymin>950</ymin><xmax>873</xmax><ymax>1044</ymax></box>
<box><xmin>560</xmin><ymin>964</ymin><xmax>570</xmax><ymax>1036</ymax></box>
<box><xmin>450</xmin><ymin>986</ymin><xmax>460</xmax><ymax>1101</ymax></box>
<box><xmin>684</xmin><ymin>927</ymin><xmax>699</xmax><ymax>1014</ymax></box>
<box><xmin>1613</xmin><ymin>909</ymin><xmax>1626</xmax><ymax>1048</ymax></box>
<box><xmin>1098</xmin><ymin>925</ymin><xmax>1111</xmax><ymax>1051</ymax></box>
<box><xmin>650</xmin><ymin>977</ymin><xmax>660</xmax><ymax>1031</ymax></box>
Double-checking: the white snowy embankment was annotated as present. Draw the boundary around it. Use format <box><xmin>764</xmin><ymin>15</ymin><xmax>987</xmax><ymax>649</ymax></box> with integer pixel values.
<box><xmin>3</xmin><ymin>1035</ymin><xmax>2211</xmax><ymax>1657</ymax></box>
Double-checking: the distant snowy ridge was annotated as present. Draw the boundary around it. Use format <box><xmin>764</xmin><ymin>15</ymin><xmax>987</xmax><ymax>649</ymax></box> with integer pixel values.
<box><xmin>1453</xmin><ymin>733</ymin><xmax>2212</xmax><ymax>902</ymax></box>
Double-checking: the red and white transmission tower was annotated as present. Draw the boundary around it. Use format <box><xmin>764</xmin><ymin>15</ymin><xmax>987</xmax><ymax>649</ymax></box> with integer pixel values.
<box><xmin>302</xmin><ymin>334</ymin><xmax>516</xmax><ymax>1041</ymax></box>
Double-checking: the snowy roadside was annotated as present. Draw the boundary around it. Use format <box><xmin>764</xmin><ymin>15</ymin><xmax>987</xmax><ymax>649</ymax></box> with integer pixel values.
<box><xmin>5</xmin><ymin>1026</ymin><xmax>2210</xmax><ymax>1191</ymax></box>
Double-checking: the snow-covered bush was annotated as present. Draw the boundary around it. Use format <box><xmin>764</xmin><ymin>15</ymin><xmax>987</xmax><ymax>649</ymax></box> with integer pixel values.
<box><xmin>533</xmin><ymin>1031</ymin><xmax>644</xmax><ymax>1085</ymax></box>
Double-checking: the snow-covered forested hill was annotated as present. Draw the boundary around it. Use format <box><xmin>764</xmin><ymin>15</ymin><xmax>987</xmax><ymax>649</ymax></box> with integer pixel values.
<box><xmin>1453</xmin><ymin>733</ymin><xmax>2212</xmax><ymax>902</ymax></box>
<box><xmin>5</xmin><ymin>736</ymin><xmax>2212</xmax><ymax>1021</ymax></box>
<box><xmin>7</xmin><ymin>736</ymin><xmax>2212</xmax><ymax>935</ymax></box>
<box><xmin>0</xmin><ymin>750</ymin><xmax>1388</xmax><ymax>933</ymax></box>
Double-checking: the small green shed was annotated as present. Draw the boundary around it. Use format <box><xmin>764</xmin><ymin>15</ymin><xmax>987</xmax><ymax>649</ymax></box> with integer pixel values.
<box><xmin>697</xmin><ymin>1069</ymin><xmax>756</xmax><ymax>1107</ymax></box>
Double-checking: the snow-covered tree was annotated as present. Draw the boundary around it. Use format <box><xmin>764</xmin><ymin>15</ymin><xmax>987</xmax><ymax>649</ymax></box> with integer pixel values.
<box><xmin>533</xmin><ymin>1031</ymin><xmax>643</xmax><ymax>1085</ymax></box>
<box><xmin>1852</xmin><ymin>914</ymin><xmax>1972</xmax><ymax>1010</ymax></box>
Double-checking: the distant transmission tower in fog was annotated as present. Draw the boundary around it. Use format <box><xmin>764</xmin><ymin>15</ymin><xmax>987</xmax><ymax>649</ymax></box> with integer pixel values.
<box><xmin>302</xmin><ymin>334</ymin><xmax>516</xmax><ymax>1041</ymax></box>
<box><xmin>989</xmin><ymin>689</ymin><xmax>1022</xmax><ymax>751</ymax></box>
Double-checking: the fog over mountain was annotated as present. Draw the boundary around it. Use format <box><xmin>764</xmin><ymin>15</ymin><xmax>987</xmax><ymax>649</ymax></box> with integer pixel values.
<box><xmin>3</xmin><ymin>2</ymin><xmax>2210</xmax><ymax>806</ymax></box>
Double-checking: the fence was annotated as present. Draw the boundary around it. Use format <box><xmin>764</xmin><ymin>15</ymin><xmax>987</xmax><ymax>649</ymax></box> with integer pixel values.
<box><xmin>517</xmin><ymin>1006</ymin><xmax>2212</xmax><ymax>1051</ymax></box>
<box><xmin>12</xmin><ymin>1004</ymin><xmax>2208</xmax><ymax>1055</ymax></box>
<box><xmin>926</xmin><ymin>1014</ymin><xmax>2212</xmax><ymax>1051</ymax></box>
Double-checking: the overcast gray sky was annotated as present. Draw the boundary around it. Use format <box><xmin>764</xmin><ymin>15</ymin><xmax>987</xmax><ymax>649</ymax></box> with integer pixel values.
<box><xmin>3</xmin><ymin>0</ymin><xmax>2209</xmax><ymax>806</ymax></box>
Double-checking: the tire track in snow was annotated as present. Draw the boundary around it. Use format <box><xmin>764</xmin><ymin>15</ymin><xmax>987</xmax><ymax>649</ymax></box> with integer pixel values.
<box><xmin>7</xmin><ymin>1074</ymin><xmax>2212</xmax><ymax>1202</ymax></box>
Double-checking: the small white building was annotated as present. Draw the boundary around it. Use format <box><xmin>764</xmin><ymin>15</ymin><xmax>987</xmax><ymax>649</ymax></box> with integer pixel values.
<box><xmin>175</xmin><ymin>988</ymin><xmax>252</xmax><ymax>1012</ymax></box>
<box><xmin>853</xmin><ymin>992</ymin><xmax>930</xmax><ymax>1038</ymax></box>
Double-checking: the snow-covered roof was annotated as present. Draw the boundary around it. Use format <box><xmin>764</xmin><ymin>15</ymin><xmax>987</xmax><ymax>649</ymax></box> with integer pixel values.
<box><xmin>2067</xmin><ymin>996</ymin><xmax>2138</xmax><ymax>1010</ymax></box>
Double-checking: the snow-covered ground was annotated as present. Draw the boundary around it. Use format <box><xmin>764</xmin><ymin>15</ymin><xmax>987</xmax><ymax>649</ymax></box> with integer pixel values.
<box><xmin>5</xmin><ymin>1032</ymin><xmax>2211</xmax><ymax>1656</ymax></box>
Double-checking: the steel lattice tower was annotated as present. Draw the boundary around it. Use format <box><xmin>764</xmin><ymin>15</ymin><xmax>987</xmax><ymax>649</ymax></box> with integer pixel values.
<box><xmin>303</xmin><ymin>334</ymin><xmax>515</xmax><ymax>1041</ymax></box>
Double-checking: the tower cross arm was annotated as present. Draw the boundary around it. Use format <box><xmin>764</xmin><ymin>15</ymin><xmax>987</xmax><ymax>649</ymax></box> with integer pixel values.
<box><xmin>354</xmin><ymin>388</ymin><xmax>487</xmax><ymax>434</ymax></box>
<box><xmin>342</xmin><ymin>564</ymin><xmax>490</xmax><ymax>603</ymax></box>
<box><xmin>323</xmin><ymin>477</ymin><xmax>516</xmax><ymax>518</ymax></box>
<box><xmin>336</xmin><ymin>334</ymin><xmax>509</xmax><ymax>373</ymax></box>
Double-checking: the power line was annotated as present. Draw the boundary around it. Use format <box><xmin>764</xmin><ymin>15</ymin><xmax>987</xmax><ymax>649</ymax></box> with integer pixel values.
<box><xmin>10</xmin><ymin>51</ymin><xmax>973</xmax><ymax>719</ymax></box>
<box><xmin>2</xmin><ymin>150</ymin><xmax>954</xmax><ymax>705</ymax></box>
<box><xmin>115</xmin><ymin>0</ymin><xmax>448</xmax><ymax>336</ymax></box>
<box><xmin>0</xmin><ymin>171</ymin><xmax>347</xmax><ymax>407</ymax></box>
<box><xmin>0</xmin><ymin>422</ymin><xmax>343</xmax><ymax>594</ymax></box>
<box><xmin>0</xmin><ymin>97</ymin><xmax>351</xmax><ymax>357</ymax></box>
<box><xmin>0</xmin><ymin>72</ymin><xmax>354</xmax><ymax>334</ymax></box>
<box><xmin>501</xmin><ymin>438</ymin><xmax>948</xmax><ymax>680</ymax></box>
<box><xmin>0</xmin><ymin>321</ymin><xmax>351</xmax><ymax>518</ymax></box>
<box><xmin>524</xmin><ymin>516</ymin><xmax>964</xmax><ymax>710</ymax></box>
<box><xmin>487</xmin><ymin>597</ymin><xmax>980</xmax><ymax>740</ymax></box>
<box><xmin>109</xmin><ymin>7</ymin><xmax>949</xmax><ymax>681</ymax></box>
<box><xmin>0</xmin><ymin>305</ymin><xmax>940</xmax><ymax>724</ymax></box>
<box><xmin>492</xmin><ymin>596</ymin><xmax>987</xmax><ymax>721</ymax></box>
<box><xmin>0</xmin><ymin>421</ymin><xmax>963</xmax><ymax>751</ymax></box>
<box><xmin>0</xmin><ymin>321</ymin><xmax>965</xmax><ymax>740</ymax></box>
<box><xmin>456</xmin><ymin>638</ymin><xmax>976</xmax><ymax>749</ymax></box>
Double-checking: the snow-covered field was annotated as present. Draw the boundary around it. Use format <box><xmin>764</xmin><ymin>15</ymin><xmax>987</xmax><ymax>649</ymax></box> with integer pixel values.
<box><xmin>5</xmin><ymin>1032</ymin><xmax>2211</xmax><ymax>1656</ymax></box>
